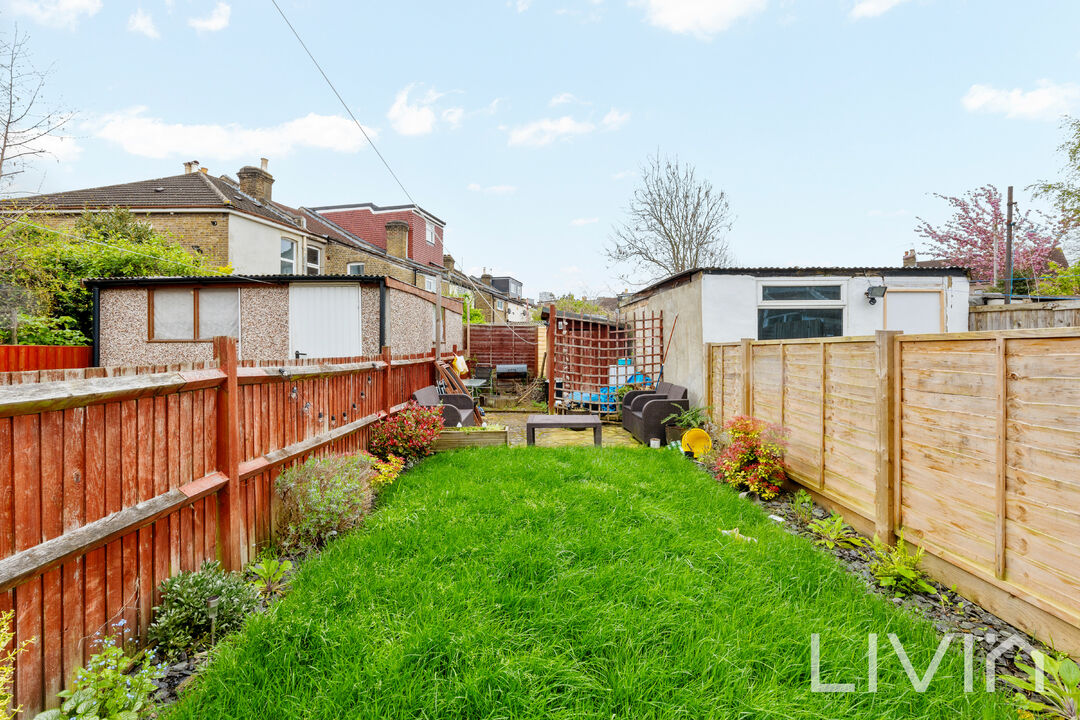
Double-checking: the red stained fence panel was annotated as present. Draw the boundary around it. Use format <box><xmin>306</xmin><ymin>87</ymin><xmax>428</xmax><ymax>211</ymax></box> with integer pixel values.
<box><xmin>0</xmin><ymin>341</ymin><xmax>442</xmax><ymax>716</ymax></box>
<box><xmin>467</xmin><ymin>324</ymin><xmax>540</xmax><ymax>375</ymax></box>
<box><xmin>0</xmin><ymin>346</ymin><xmax>91</xmax><ymax>373</ymax></box>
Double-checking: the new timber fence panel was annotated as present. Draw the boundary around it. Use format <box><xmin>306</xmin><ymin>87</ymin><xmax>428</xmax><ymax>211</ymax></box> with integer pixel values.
<box><xmin>0</xmin><ymin>346</ymin><xmax>91</xmax><ymax>373</ymax></box>
<box><xmin>467</xmin><ymin>324</ymin><xmax>541</xmax><ymax>375</ymax></box>
<box><xmin>0</xmin><ymin>340</ymin><xmax>441</xmax><ymax>716</ymax></box>
<box><xmin>706</xmin><ymin>328</ymin><xmax>1080</xmax><ymax>657</ymax></box>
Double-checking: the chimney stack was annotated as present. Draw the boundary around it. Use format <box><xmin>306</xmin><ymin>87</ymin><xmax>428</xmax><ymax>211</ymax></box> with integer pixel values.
<box><xmin>903</xmin><ymin>249</ymin><xmax>916</xmax><ymax>267</ymax></box>
<box><xmin>443</xmin><ymin>254</ymin><xmax>455</xmax><ymax>273</ymax></box>
<box><xmin>183</xmin><ymin>160</ymin><xmax>200</xmax><ymax>174</ymax></box>
<box><xmin>385</xmin><ymin>221</ymin><xmax>409</xmax><ymax>258</ymax></box>
<box><xmin>480</xmin><ymin>271</ymin><xmax>493</xmax><ymax>287</ymax></box>
<box><xmin>236</xmin><ymin>160</ymin><xmax>274</xmax><ymax>202</ymax></box>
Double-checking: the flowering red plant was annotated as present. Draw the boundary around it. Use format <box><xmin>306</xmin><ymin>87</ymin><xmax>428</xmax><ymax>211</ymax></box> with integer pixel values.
<box><xmin>713</xmin><ymin>415</ymin><xmax>787</xmax><ymax>500</ymax></box>
<box><xmin>369</xmin><ymin>401</ymin><xmax>444</xmax><ymax>462</ymax></box>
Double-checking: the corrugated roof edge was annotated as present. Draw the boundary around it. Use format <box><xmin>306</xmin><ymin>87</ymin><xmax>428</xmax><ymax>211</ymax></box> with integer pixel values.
<box><xmin>82</xmin><ymin>274</ymin><xmax>385</xmax><ymax>288</ymax></box>
<box><xmin>630</xmin><ymin>265</ymin><xmax>971</xmax><ymax>298</ymax></box>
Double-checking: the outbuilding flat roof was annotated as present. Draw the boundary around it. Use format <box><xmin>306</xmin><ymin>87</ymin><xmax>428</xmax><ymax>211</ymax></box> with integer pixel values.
<box><xmin>82</xmin><ymin>274</ymin><xmax>384</xmax><ymax>288</ymax></box>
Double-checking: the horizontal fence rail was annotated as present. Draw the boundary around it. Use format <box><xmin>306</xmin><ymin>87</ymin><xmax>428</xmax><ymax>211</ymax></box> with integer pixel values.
<box><xmin>0</xmin><ymin>339</ymin><xmax>444</xmax><ymax>716</ymax></box>
<box><xmin>707</xmin><ymin>327</ymin><xmax>1080</xmax><ymax>658</ymax></box>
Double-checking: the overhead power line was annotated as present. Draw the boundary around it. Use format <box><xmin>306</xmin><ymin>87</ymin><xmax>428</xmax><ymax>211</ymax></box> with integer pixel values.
<box><xmin>270</xmin><ymin>0</ymin><xmax>418</xmax><ymax>208</ymax></box>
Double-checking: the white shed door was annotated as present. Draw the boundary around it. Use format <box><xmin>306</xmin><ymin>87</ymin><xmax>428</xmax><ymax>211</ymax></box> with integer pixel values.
<box><xmin>885</xmin><ymin>290</ymin><xmax>943</xmax><ymax>334</ymax></box>
<box><xmin>289</xmin><ymin>285</ymin><xmax>362</xmax><ymax>358</ymax></box>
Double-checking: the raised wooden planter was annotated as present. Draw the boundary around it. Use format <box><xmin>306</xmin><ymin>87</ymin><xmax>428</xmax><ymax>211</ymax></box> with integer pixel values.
<box><xmin>433</xmin><ymin>427</ymin><xmax>509</xmax><ymax>451</ymax></box>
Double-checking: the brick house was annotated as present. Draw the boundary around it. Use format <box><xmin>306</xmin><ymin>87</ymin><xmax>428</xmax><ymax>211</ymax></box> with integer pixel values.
<box><xmin>5</xmin><ymin>159</ymin><xmax>448</xmax><ymax>293</ymax></box>
<box><xmin>310</xmin><ymin>202</ymin><xmax>446</xmax><ymax>293</ymax></box>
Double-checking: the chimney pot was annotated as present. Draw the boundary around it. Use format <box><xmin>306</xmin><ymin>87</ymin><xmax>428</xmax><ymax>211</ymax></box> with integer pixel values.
<box><xmin>903</xmin><ymin>249</ymin><xmax>916</xmax><ymax>267</ymax></box>
<box><xmin>260</xmin><ymin>157</ymin><xmax>269</xmax><ymax>171</ymax></box>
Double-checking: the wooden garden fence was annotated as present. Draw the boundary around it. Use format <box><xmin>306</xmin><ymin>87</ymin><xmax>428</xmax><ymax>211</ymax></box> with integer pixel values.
<box><xmin>707</xmin><ymin>327</ymin><xmax>1080</xmax><ymax>657</ymax></box>
<box><xmin>0</xmin><ymin>346</ymin><xmax>92</xmax><ymax>373</ymax></box>
<box><xmin>0</xmin><ymin>338</ymin><xmax>443</xmax><ymax>716</ymax></box>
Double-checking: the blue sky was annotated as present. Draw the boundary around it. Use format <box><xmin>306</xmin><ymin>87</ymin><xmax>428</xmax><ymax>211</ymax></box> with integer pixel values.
<box><xmin>7</xmin><ymin>0</ymin><xmax>1080</xmax><ymax>297</ymax></box>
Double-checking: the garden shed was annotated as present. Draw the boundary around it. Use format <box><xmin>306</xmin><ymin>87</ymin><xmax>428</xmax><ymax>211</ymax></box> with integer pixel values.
<box><xmin>621</xmin><ymin>266</ymin><xmax>970</xmax><ymax>405</ymax></box>
<box><xmin>83</xmin><ymin>274</ymin><xmax>464</xmax><ymax>366</ymax></box>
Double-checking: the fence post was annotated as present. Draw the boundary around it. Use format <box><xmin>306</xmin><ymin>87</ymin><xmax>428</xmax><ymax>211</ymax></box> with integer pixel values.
<box><xmin>212</xmin><ymin>336</ymin><xmax>242</xmax><ymax>572</ymax></box>
<box><xmin>739</xmin><ymin>338</ymin><xmax>752</xmax><ymax>415</ymax></box>
<box><xmin>874</xmin><ymin>330</ymin><xmax>900</xmax><ymax>544</ymax></box>
<box><xmin>547</xmin><ymin>304</ymin><xmax>556</xmax><ymax>413</ymax></box>
<box><xmin>381</xmin><ymin>346</ymin><xmax>393</xmax><ymax>415</ymax></box>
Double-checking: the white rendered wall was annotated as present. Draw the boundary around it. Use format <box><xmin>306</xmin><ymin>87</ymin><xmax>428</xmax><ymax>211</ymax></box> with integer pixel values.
<box><xmin>228</xmin><ymin>215</ymin><xmax>305</xmax><ymax>275</ymax></box>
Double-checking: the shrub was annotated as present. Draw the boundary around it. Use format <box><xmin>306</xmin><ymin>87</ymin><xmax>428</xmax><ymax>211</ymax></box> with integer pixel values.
<box><xmin>148</xmin><ymin>561</ymin><xmax>258</xmax><ymax>659</ymax></box>
<box><xmin>661</xmin><ymin>406</ymin><xmax>711</xmax><ymax>430</ymax></box>
<box><xmin>2</xmin><ymin>610</ymin><xmax>32</xmax><ymax>720</ymax></box>
<box><xmin>808</xmin><ymin>513</ymin><xmax>865</xmax><ymax>550</ymax></box>
<box><xmin>369</xmin><ymin>402</ymin><xmax>443</xmax><ymax>462</ymax></box>
<box><xmin>712</xmin><ymin>415</ymin><xmax>786</xmax><ymax>500</ymax></box>
<box><xmin>865</xmin><ymin>531</ymin><xmax>935</xmax><ymax>596</ymax></box>
<box><xmin>362</xmin><ymin>452</ymin><xmax>404</xmax><ymax>490</ymax></box>
<box><xmin>275</xmin><ymin>455</ymin><xmax>376</xmax><ymax>551</ymax></box>
<box><xmin>35</xmin><ymin>635</ymin><xmax>163</xmax><ymax>720</ymax></box>
<box><xmin>248</xmin><ymin>558</ymin><xmax>293</xmax><ymax>600</ymax></box>
<box><xmin>1004</xmin><ymin>650</ymin><xmax>1080</xmax><ymax>719</ymax></box>
<box><xmin>790</xmin><ymin>488</ymin><xmax>815</xmax><ymax>524</ymax></box>
<box><xmin>6</xmin><ymin>314</ymin><xmax>89</xmax><ymax>346</ymax></box>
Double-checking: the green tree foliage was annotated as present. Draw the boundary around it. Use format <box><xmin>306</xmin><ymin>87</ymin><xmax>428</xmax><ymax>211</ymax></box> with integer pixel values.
<box><xmin>531</xmin><ymin>293</ymin><xmax>607</xmax><ymax>321</ymax></box>
<box><xmin>2</xmin><ymin>314</ymin><xmax>88</xmax><ymax>345</ymax></box>
<box><xmin>0</xmin><ymin>209</ymin><xmax>225</xmax><ymax>337</ymax></box>
<box><xmin>1035</xmin><ymin>116</ymin><xmax>1080</xmax><ymax>228</ymax></box>
<box><xmin>1036</xmin><ymin>261</ymin><xmax>1080</xmax><ymax>296</ymax></box>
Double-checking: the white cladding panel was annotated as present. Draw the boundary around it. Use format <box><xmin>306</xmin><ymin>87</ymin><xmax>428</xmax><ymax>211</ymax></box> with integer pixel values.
<box><xmin>288</xmin><ymin>284</ymin><xmax>362</xmax><ymax>358</ymax></box>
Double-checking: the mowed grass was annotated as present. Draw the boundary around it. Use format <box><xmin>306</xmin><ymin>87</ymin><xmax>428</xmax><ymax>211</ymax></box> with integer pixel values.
<box><xmin>170</xmin><ymin>447</ymin><xmax>1010</xmax><ymax>719</ymax></box>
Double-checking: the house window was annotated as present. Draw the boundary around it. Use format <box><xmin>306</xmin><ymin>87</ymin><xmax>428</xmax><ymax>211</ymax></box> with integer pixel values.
<box><xmin>424</xmin><ymin>275</ymin><xmax>438</xmax><ymax>293</ymax></box>
<box><xmin>761</xmin><ymin>285</ymin><xmax>841</xmax><ymax>302</ymax></box>
<box><xmin>496</xmin><ymin>298</ymin><xmax>505</xmax><ymax>311</ymax></box>
<box><xmin>306</xmin><ymin>245</ymin><xmax>322</xmax><ymax>275</ymax></box>
<box><xmin>346</xmin><ymin>262</ymin><xmax>365</xmax><ymax>275</ymax></box>
<box><xmin>151</xmin><ymin>288</ymin><xmax>240</xmax><ymax>341</ymax></box>
<box><xmin>426</xmin><ymin>223</ymin><xmax>436</xmax><ymax>245</ymax></box>
<box><xmin>280</xmin><ymin>238</ymin><xmax>297</xmax><ymax>274</ymax></box>
<box><xmin>757</xmin><ymin>308</ymin><xmax>843</xmax><ymax>340</ymax></box>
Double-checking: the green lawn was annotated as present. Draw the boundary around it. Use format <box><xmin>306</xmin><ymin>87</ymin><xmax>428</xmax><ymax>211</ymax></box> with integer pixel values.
<box><xmin>170</xmin><ymin>447</ymin><xmax>1010</xmax><ymax>719</ymax></box>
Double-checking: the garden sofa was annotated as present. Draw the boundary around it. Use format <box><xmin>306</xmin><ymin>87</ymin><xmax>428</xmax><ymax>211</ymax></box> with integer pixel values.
<box><xmin>412</xmin><ymin>385</ymin><xmax>477</xmax><ymax>427</ymax></box>
<box><xmin>621</xmin><ymin>381</ymin><xmax>689</xmax><ymax>445</ymax></box>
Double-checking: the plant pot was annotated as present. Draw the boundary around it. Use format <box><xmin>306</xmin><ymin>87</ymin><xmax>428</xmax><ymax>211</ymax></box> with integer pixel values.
<box><xmin>665</xmin><ymin>425</ymin><xmax>685</xmax><ymax>446</ymax></box>
<box><xmin>432</xmin><ymin>428</ymin><xmax>509</xmax><ymax>452</ymax></box>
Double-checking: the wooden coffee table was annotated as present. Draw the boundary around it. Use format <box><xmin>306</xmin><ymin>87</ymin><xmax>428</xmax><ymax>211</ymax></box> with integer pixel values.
<box><xmin>526</xmin><ymin>414</ymin><xmax>602</xmax><ymax>447</ymax></box>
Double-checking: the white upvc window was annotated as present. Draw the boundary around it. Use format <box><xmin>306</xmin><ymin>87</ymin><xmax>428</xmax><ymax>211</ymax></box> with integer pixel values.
<box><xmin>496</xmin><ymin>298</ymin><xmax>505</xmax><ymax>311</ymax></box>
<box><xmin>280</xmin><ymin>238</ymin><xmax>297</xmax><ymax>274</ymax></box>
<box><xmin>756</xmin><ymin>280</ymin><xmax>845</xmax><ymax>340</ymax></box>
<box><xmin>306</xmin><ymin>245</ymin><xmax>322</xmax><ymax>275</ymax></box>
<box><xmin>346</xmin><ymin>262</ymin><xmax>365</xmax><ymax>275</ymax></box>
<box><xmin>423</xmin><ymin>275</ymin><xmax>438</xmax><ymax>293</ymax></box>
<box><xmin>426</xmin><ymin>223</ymin><xmax>436</xmax><ymax>245</ymax></box>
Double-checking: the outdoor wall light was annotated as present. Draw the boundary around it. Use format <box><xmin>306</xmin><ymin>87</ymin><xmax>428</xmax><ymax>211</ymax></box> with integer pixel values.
<box><xmin>865</xmin><ymin>285</ymin><xmax>888</xmax><ymax>305</ymax></box>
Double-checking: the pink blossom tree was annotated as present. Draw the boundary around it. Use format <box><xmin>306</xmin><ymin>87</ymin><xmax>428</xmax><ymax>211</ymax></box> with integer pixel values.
<box><xmin>915</xmin><ymin>185</ymin><xmax>1066</xmax><ymax>284</ymax></box>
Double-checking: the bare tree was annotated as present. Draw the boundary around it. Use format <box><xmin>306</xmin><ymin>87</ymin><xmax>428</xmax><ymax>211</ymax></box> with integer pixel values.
<box><xmin>0</xmin><ymin>24</ymin><xmax>71</xmax><ymax>194</ymax></box>
<box><xmin>605</xmin><ymin>152</ymin><xmax>734</xmax><ymax>285</ymax></box>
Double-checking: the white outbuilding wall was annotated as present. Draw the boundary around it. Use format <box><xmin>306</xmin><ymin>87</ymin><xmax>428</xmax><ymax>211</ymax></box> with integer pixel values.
<box><xmin>625</xmin><ymin>270</ymin><xmax>970</xmax><ymax>406</ymax></box>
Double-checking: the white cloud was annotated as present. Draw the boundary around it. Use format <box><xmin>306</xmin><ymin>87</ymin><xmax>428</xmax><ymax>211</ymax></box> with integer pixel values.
<box><xmin>601</xmin><ymin>108</ymin><xmax>630</xmax><ymax>130</ymax></box>
<box><xmin>507</xmin><ymin>116</ymin><xmax>596</xmax><ymax>147</ymax></box>
<box><xmin>550</xmin><ymin>92</ymin><xmax>578</xmax><ymax>106</ymax></box>
<box><xmin>127</xmin><ymin>8</ymin><xmax>160</xmax><ymax>38</ymax></box>
<box><xmin>561</xmin><ymin>265</ymin><xmax>582</xmax><ymax>274</ymax></box>
<box><xmin>188</xmin><ymin>2</ymin><xmax>230</xmax><ymax>32</ymax></box>
<box><xmin>514</xmin><ymin>0</ymin><xmax>531</xmax><ymax>11</ymax></box>
<box><xmin>468</xmin><ymin>182</ymin><xmax>517</xmax><ymax>195</ymax></box>
<box><xmin>850</xmin><ymin>0</ymin><xmax>912</xmax><ymax>19</ymax></box>
<box><xmin>570</xmin><ymin>217</ymin><xmax>599</xmax><ymax>226</ymax></box>
<box><xmin>10</xmin><ymin>0</ymin><xmax>101</xmax><ymax>29</ymax></box>
<box><xmin>92</xmin><ymin>107</ymin><xmax>377</xmax><ymax>159</ymax></box>
<box><xmin>641</xmin><ymin>0</ymin><xmax>766</xmax><ymax>39</ymax></box>
<box><xmin>386</xmin><ymin>84</ymin><xmax>466</xmax><ymax>136</ymax></box>
<box><xmin>442</xmin><ymin>107</ymin><xmax>465</xmax><ymax>127</ymax></box>
<box><xmin>962</xmin><ymin>80</ymin><xmax>1080</xmax><ymax>121</ymax></box>
<box><xmin>28</xmin><ymin>132</ymin><xmax>82</xmax><ymax>163</ymax></box>
<box><xmin>612</xmin><ymin>170</ymin><xmax>635</xmax><ymax>180</ymax></box>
